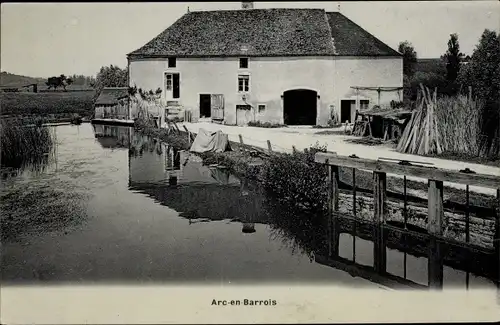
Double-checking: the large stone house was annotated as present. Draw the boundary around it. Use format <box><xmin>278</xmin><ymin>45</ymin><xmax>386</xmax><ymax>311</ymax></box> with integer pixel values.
<box><xmin>127</xmin><ymin>3</ymin><xmax>403</xmax><ymax>126</ymax></box>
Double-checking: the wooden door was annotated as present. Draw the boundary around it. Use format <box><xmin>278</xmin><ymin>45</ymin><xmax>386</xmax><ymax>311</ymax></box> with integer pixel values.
<box><xmin>210</xmin><ymin>94</ymin><xmax>224</xmax><ymax>121</ymax></box>
<box><xmin>236</xmin><ymin>105</ymin><xmax>253</xmax><ymax>126</ymax></box>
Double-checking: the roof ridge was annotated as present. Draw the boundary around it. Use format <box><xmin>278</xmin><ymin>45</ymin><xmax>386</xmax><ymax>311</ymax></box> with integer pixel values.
<box><xmin>190</xmin><ymin>8</ymin><xmax>325</xmax><ymax>13</ymax></box>
<box><xmin>323</xmin><ymin>11</ymin><xmax>337</xmax><ymax>55</ymax></box>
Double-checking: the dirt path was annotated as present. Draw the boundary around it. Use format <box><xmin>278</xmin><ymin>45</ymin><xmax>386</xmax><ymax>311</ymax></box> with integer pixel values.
<box><xmin>180</xmin><ymin>122</ymin><xmax>500</xmax><ymax>196</ymax></box>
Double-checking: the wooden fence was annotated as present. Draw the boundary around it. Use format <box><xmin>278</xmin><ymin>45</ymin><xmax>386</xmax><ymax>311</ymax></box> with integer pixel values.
<box><xmin>315</xmin><ymin>151</ymin><xmax>500</xmax><ymax>289</ymax></box>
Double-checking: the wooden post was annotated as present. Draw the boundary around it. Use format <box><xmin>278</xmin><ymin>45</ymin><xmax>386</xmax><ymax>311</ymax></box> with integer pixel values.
<box><xmin>239</xmin><ymin>134</ymin><xmax>244</xmax><ymax>152</ymax></box>
<box><xmin>267</xmin><ymin>140</ymin><xmax>272</xmax><ymax>152</ymax></box>
<box><xmin>428</xmin><ymin>179</ymin><xmax>444</xmax><ymax>289</ymax></box>
<box><xmin>328</xmin><ymin>165</ymin><xmax>340</xmax><ymax>257</ymax></box>
<box><xmin>373</xmin><ymin>171</ymin><xmax>387</xmax><ymax>273</ymax></box>
<box><xmin>495</xmin><ymin>189</ymin><xmax>500</xmax><ymax>288</ymax></box>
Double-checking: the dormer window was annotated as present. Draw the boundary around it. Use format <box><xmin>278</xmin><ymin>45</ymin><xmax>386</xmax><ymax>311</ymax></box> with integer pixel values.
<box><xmin>168</xmin><ymin>57</ymin><xmax>176</xmax><ymax>68</ymax></box>
<box><xmin>239</xmin><ymin>58</ymin><xmax>248</xmax><ymax>69</ymax></box>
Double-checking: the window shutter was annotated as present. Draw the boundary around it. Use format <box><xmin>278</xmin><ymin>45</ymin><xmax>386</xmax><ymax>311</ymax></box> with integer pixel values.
<box><xmin>173</xmin><ymin>73</ymin><xmax>180</xmax><ymax>98</ymax></box>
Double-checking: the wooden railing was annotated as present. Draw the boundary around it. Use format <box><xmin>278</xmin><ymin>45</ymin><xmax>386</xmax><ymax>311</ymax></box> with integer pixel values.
<box><xmin>315</xmin><ymin>151</ymin><xmax>500</xmax><ymax>289</ymax></box>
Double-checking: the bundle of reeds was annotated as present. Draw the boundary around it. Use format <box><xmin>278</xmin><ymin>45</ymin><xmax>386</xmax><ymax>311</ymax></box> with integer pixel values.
<box><xmin>435</xmin><ymin>91</ymin><xmax>480</xmax><ymax>156</ymax></box>
<box><xmin>396</xmin><ymin>84</ymin><xmax>443</xmax><ymax>155</ymax></box>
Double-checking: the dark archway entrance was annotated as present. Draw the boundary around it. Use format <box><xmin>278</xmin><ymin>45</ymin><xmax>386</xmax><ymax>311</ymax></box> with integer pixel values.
<box><xmin>283</xmin><ymin>89</ymin><xmax>317</xmax><ymax>125</ymax></box>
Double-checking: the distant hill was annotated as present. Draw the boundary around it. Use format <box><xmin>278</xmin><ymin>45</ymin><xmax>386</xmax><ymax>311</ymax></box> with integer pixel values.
<box><xmin>0</xmin><ymin>72</ymin><xmax>95</xmax><ymax>91</ymax></box>
<box><xmin>0</xmin><ymin>72</ymin><xmax>46</xmax><ymax>88</ymax></box>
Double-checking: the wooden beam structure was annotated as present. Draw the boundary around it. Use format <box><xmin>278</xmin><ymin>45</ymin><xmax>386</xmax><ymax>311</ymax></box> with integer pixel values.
<box><xmin>315</xmin><ymin>152</ymin><xmax>500</xmax><ymax>189</ymax></box>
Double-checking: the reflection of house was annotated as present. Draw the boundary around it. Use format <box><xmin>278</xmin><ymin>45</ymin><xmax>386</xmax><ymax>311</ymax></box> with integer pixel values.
<box><xmin>129</xmin><ymin>141</ymin><xmax>172</xmax><ymax>184</ymax></box>
<box><xmin>93</xmin><ymin>125</ymin><xmax>132</xmax><ymax>149</ymax></box>
<box><xmin>128</xmin><ymin>143</ymin><xmax>266</xmax><ymax>225</ymax></box>
<box><xmin>127</xmin><ymin>2</ymin><xmax>403</xmax><ymax>126</ymax></box>
<box><xmin>94</xmin><ymin>87</ymin><xmax>130</xmax><ymax>120</ymax></box>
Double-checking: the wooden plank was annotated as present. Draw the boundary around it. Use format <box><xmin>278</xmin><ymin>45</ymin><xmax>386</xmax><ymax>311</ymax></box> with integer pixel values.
<box><xmin>428</xmin><ymin>180</ymin><xmax>444</xmax><ymax>235</ymax></box>
<box><xmin>327</xmin><ymin>165</ymin><xmax>340</xmax><ymax>257</ymax></box>
<box><xmin>373</xmin><ymin>172</ymin><xmax>387</xmax><ymax>224</ymax></box>
<box><xmin>428</xmin><ymin>237</ymin><xmax>444</xmax><ymax>289</ymax></box>
<box><xmin>428</xmin><ymin>179</ymin><xmax>444</xmax><ymax>289</ymax></box>
<box><xmin>373</xmin><ymin>171</ymin><xmax>387</xmax><ymax>273</ymax></box>
<box><xmin>315</xmin><ymin>152</ymin><xmax>500</xmax><ymax>189</ymax></box>
<box><xmin>496</xmin><ymin>189</ymin><xmax>500</xmax><ymax>286</ymax></box>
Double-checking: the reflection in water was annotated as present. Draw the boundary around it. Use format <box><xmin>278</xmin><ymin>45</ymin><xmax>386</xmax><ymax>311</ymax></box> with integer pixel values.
<box><xmin>93</xmin><ymin>124</ymin><xmax>131</xmax><ymax>149</ymax></box>
<box><xmin>127</xmin><ymin>128</ymin><xmax>267</xmax><ymax>229</ymax></box>
<box><xmin>120</xmin><ymin>126</ymin><xmax>497</xmax><ymax>289</ymax></box>
<box><xmin>5</xmin><ymin>123</ymin><xmax>497</xmax><ymax>286</ymax></box>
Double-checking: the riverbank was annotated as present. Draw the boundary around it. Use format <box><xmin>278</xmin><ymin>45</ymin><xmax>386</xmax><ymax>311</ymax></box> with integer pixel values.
<box><xmin>135</xmin><ymin>123</ymin><xmax>498</xmax><ymax>250</ymax></box>
<box><xmin>180</xmin><ymin>123</ymin><xmax>500</xmax><ymax>194</ymax></box>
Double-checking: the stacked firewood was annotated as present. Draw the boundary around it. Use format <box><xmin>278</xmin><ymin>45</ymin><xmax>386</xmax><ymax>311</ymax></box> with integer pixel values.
<box><xmin>396</xmin><ymin>85</ymin><xmax>443</xmax><ymax>155</ymax></box>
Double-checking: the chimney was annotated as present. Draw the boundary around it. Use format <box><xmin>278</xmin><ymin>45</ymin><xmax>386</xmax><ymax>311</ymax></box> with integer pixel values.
<box><xmin>241</xmin><ymin>2</ymin><xmax>254</xmax><ymax>9</ymax></box>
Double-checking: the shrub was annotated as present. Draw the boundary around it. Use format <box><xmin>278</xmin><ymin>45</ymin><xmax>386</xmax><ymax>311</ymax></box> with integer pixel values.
<box><xmin>247</xmin><ymin>121</ymin><xmax>286</xmax><ymax>128</ymax></box>
<box><xmin>261</xmin><ymin>143</ymin><xmax>328</xmax><ymax>212</ymax></box>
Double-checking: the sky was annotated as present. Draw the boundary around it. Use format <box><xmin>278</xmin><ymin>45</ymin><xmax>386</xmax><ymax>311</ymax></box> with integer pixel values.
<box><xmin>1</xmin><ymin>1</ymin><xmax>499</xmax><ymax>78</ymax></box>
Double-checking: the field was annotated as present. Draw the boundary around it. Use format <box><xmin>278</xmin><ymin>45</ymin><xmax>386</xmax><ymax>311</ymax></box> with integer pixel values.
<box><xmin>415</xmin><ymin>58</ymin><xmax>446</xmax><ymax>75</ymax></box>
<box><xmin>0</xmin><ymin>91</ymin><xmax>96</xmax><ymax>119</ymax></box>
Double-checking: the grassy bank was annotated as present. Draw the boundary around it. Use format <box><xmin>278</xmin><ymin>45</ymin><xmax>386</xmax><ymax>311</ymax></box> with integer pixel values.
<box><xmin>0</xmin><ymin>91</ymin><xmax>95</xmax><ymax>119</ymax></box>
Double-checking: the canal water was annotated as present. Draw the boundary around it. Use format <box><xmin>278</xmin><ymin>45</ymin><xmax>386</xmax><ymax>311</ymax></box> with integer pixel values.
<box><xmin>0</xmin><ymin>124</ymin><xmax>497</xmax><ymax>289</ymax></box>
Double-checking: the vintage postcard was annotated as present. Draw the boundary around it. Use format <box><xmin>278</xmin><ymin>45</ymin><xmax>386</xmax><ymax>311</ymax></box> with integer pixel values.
<box><xmin>1</xmin><ymin>1</ymin><xmax>499</xmax><ymax>323</ymax></box>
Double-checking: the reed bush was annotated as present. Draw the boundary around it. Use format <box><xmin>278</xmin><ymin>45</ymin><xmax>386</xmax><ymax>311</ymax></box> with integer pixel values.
<box><xmin>0</xmin><ymin>118</ymin><xmax>54</xmax><ymax>169</ymax></box>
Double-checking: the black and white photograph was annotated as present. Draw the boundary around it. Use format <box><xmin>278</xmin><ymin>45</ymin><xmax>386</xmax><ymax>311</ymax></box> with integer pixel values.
<box><xmin>1</xmin><ymin>1</ymin><xmax>499</xmax><ymax>323</ymax></box>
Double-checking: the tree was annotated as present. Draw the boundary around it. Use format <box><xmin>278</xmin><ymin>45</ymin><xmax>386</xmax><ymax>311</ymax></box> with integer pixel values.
<box><xmin>458</xmin><ymin>29</ymin><xmax>500</xmax><ymax>101</ymax></box>
<box><xmin>398</xmin><ymin>41</ymin><xmax>418</xmax><ymax>77</ymax></box>
<box><xmin>46</xmin><ymin>74</ymin><xmax>73</xmax><ymax>91</ymax></box>
<box><xmin>94</xmin><ymin>65</ymin><xmax>128</xmax><ymax>96</ymax></box>
<box><xmin>457</xmin><ymin>29</ymin><xmax>500</xmax><ymax>158</ymax></box>
<box><xmin>442</xmin><ymin>33</ymin><xmax>463</xmax><ymax>82</ymax></box>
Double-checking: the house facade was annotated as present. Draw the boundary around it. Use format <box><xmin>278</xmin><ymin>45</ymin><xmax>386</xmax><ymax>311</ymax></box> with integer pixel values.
<box><xmin>127</xmin><ymin>5</ymin><xmax>403</xmax><ymax>126</ymax></box>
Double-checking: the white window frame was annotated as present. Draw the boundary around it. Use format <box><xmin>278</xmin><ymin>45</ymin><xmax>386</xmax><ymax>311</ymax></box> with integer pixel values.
<box><xmin>163</xmin><ymin>71</ymin><xmax>181</xmax><ymax>101</ymax></box>
<box><xmin>257</xmin><ymin>104</ymin><xmax>266</xmax><ymax>113</ymax></box>
<box><xmin>238</xmin><ymin>74</ymin><xmax>250</xmax><ymax>93</ymax></box>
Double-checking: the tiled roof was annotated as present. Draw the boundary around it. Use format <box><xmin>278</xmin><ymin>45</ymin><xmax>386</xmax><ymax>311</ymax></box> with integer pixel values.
<box><xmin>95</xmin><ymin>87</ymin><xmax>129</xmax><ymax>106</ymax></box>
<box><xmin>325</xmin><ymin>12</ymin><xmax>401</xmax><ymax>56</ymax></box>
<box><xmin>128</xmin><ymin>9</ymin><xmax>400</xmax><ymax>58</ymax></box>
<box><xmin>128</xmin><ymin>9</ymin><xmax>335</xmax><ymax>58</ymax></box>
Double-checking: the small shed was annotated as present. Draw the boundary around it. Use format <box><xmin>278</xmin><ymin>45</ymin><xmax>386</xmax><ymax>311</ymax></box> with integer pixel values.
<box><xmin>94</xmin><ymin>87</ymin><xmax>130</xmax><ymax>120</ymax></box>
<box><xmin>353</xmin><ymin>108</ymin><xmax>412</xmax><ymax>140</ymax></box>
